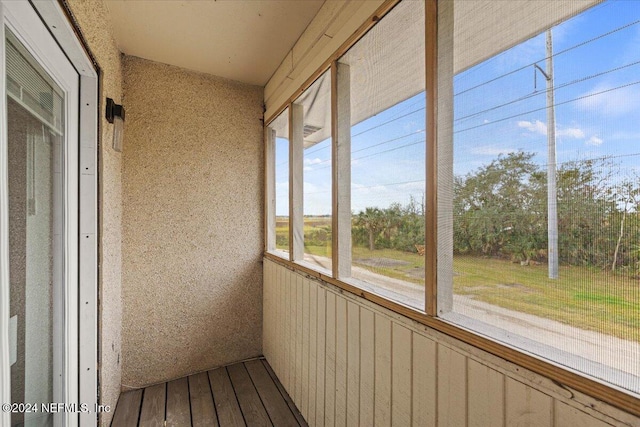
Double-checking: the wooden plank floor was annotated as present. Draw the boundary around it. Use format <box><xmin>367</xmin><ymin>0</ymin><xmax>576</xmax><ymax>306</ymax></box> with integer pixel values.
<box><xmin>111</xmin><ymin>358</ymin><xmax>306</xmax><ymax>427</ymax></box>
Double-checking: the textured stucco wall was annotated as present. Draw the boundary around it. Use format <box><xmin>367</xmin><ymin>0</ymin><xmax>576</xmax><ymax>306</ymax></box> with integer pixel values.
<box><xmin>122</xmin><ymin>56</ymin><xmax>264</xmax><ymax>388</ymax></box>
<box><xmin>63</xmin><ymin>1</ymin><xmax>123</xmax><ymax>425</ymax></box>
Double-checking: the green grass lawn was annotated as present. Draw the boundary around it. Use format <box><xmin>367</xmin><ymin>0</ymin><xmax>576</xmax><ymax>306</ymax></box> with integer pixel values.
<box><xmin>275</xmin><ymin>219</ymin><xmax>289</xmax><ymax>251</ymax></box>
<box><xmin>275</xmin><ymin>217</ymin><xmax>639</xmax><ymax>342</ymax></box>
<box><xmin>302</xmin><ymin>238</ymin><xmax>425</xmax><ymax>284</ymax></box>
<box><xmin>351</xmin><ymin>246</ymin><xmax>425</xmax><ymax>285</ymax></box>
<box><xmin>304</xmin><ymin>244</ymin><xmax>331</xmax><ymax>258</ymax></box>
<box><xmin>453</xmin><ymin>256</ymin><xmax>640</xmax><ymax>342</ymax></box>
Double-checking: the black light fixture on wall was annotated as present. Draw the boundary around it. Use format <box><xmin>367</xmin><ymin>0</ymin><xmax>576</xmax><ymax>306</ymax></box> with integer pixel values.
<box><xmin>106</xmin><ymin>98</ymin><xmax>125</xmax><ymax>152</ymax></box>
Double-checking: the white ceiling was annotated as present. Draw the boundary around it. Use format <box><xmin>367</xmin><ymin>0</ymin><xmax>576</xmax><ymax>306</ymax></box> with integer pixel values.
<box><xmin>104</xmin><ymin>0</ymin><xmax>325</xmax><ymax>86</ymax></box>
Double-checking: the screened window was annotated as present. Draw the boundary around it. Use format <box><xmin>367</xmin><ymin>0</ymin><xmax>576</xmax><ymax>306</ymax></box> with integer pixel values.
<box><xmin>337</xmin><ymin>0</ymin><xmax>426</xmax><ymax>309</ymax></box>
<box><xmin>292</xmin><ymin>71</ymin><xmax>333</xmax><ymax>273</ymax></box>
<box><xmin>266</xmin><ymin>108</ymin><xmax>289</xmax><ymax>256</ymax></box>
<box><xmin>439</xmin><ymin>0</ymin><xmax>640</xmax><ymax>395</ymax></box>
<box><xmin>264</xmin><ymin>0</ymin><xmax>640</xmax><ymax>408</ymax></box>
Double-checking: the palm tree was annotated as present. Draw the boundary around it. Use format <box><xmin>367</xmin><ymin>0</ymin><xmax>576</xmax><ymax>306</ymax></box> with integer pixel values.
<box><xmin>355</xmin><ymin>207</ymin><xmax>384</xmax><ymax>251</ymax></box>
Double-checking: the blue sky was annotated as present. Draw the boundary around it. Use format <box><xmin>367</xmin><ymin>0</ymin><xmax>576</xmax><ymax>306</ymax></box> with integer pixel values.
<box><xmin>454</xmin><ymin>0</ymin><xmax>640</xmax><ymax>181</ymax></box>
<box><xmin>276</xmin><ymin>0</ymin><xmax>640</xmax><ymax>217</ymax></box>
<box><xmin>275</xmin><ymin>92</ymin><xmax>426</xmax><ymax>216</ymax></box>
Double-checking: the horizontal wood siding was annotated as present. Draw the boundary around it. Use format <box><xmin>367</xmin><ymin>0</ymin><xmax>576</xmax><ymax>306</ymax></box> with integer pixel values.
<box><xmin>263</xmin><ymin>259</ymin><xmax>636</xmax><ymax>427</ymax></box>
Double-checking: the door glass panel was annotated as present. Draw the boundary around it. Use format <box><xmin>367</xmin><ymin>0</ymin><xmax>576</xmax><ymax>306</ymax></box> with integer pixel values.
<box><xmin>7</xmin><ymin>29</ymin><xmax>64</xmax><ymax>427</ymax></box>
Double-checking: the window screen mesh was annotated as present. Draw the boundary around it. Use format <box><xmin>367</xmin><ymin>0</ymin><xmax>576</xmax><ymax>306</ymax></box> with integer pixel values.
<box><xmin>338</xmin><ymin>0</ymin><xmax>426</xmax><ymax>310</ymax></box>
<box><xmin>439</xmin><ymin>0</ymin><xmax>640</xmax><ymax>394</ymax></box>
<box><xmin>294</xmin><ymin>71</ymin><xmax>332</xmax><ymax>272</ymax></box>
<box><xmin>270</xmin><ymin>108</ymin><xmax>289</xmax><ymax>254</ymax></box>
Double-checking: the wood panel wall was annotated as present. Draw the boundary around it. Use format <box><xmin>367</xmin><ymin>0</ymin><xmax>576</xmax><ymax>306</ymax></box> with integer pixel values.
<box><xmin>263</xmin><ymin>259</ymin><xmax>638</xmax><ymax>427</ymax></box>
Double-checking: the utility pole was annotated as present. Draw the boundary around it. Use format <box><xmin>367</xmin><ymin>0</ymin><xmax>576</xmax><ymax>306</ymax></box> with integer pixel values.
<box><xmin>535</xmin><ymin>29</ymin><xmax>558</xmax><ymax>279</ymax></box>
<box><xmin>545</xmin><ymin>29</ymin><xmax>559</xmax><ymax>279</ymax></box>
<box><xmin>546</xmin><ymin>29</ymin><xmax>559</xmax><ymax>279</ymax></box>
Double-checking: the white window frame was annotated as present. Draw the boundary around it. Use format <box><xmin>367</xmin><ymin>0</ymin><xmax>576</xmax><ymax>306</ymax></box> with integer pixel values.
<box><xmin>265</xmin><ymin>107</ymin><xmax>292</xmax><ymax>260</ymax></box>
<box><xmin>0</xmin><ymin>1</ymin><xmax>98</xmax><ymax>426</ymax></box>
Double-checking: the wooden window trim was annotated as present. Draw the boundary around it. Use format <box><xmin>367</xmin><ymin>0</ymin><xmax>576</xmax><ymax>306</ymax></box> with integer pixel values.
<box><xmin>425</xmin><ymin>0</ymin><xmax>437</xmax><ymax>316</ymax></box>
<box><xmin>263</xmin><ymin>0</ymin><xmax>640</xmax><ymax>417</ymax></box>
<box><xmin>263</xmin><ymin>0</ymin><xmax>401</xmax><ymax>126</ymax></box>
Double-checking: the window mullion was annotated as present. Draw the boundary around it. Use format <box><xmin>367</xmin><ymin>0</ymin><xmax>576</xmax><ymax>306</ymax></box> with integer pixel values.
<box><xmin>331</xmin><ymin>61</ymin><xmax>352</xmax><ymax>279</ymax></box>
<box><xmin>290</xmin><ymin>103</ymin><xmax>305</xmax><ymax>262</ymax></box>
<box><xmin>265</xmin><ymin>127</ymin><xmax>276</xmax><ymax>252</ymax></box>
<box><xmin>425</xmin><ymin>0</ymin><xmax>438</xmax><ymax>315</ymax></box>
<box><xmin>435</xmin><ymin>0</ymin><xmax>454</xmax><ymax>316</ymax></box>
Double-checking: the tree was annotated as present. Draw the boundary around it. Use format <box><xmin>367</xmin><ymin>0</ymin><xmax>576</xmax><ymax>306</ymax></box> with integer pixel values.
<box><xmin>392</xmin><ymin>196</ymin><xmax>425</xmax><ymax>252</ymax></box>
<box><xmin>349</xmin><ymin>152</ymin><xmax>640</xmax><ymax>276</ymax></box>
<box><xmin>354</xmin><ymin>207</ymin><xmax>385</xmax><ymax>251</ymax></box>
<box><xmin>555</xmin><ymin>158</ymin><xmax>616</xmax><ymax>268</ymax></box>
<box><xmin>453</xmin><ymin>151</ymin><xmax>546</xmax><ymax>262</ymax></box>
<box><xmin>611</xmin><ymin>177</ymin><xmax>640</xmax><ymax>271</ymax></box>
<box><xmin>381</xmin><ymin>203</ymin><xmax>403</xmax><ymax>242</ymax></box>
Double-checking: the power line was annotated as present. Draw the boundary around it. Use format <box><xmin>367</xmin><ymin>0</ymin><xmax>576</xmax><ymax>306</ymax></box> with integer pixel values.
<box><xmin>313</xmin><ymin>129</ymin><xmax>425</xmax><ymax>165</ymax></box>
<box><xmin>353</xmin><ymin>140</ymin><xmax>425</xmax><ymax>162</ymax></box>
<box><xmin>454</xmin><ymin>79</ymin><xmax>640</xmax><ymax>134</ymax></box>
<box><xmin>353</xmin><ymin>130</ymin><xmax>425</xmax><ymax>154</ymax></box>
<box><xmin>352</xmin><ymin>107</ymin><xmax>425</xmax><ymax>139</ymax></box>
<box><xmin>557</xmin><ymin>152</ymin><xmax>640</xmax><ymax>168</ymax></box>
<box><xmin>301</xmin><ymin>154</ymin><xmax>640</xmax><ymax>200</ymax></box>
<box><xmin>277</xmin><ymin>9</ymin><xmax>637</xmax><ymax>167</ymax></box>
<box><xmin>455</xmin><ymin>59</ymin><xmax>640</xmax><ymax>123</ymax></box>
<box><xmin>454</xmin><ymin>0</ymin><xmax>615</xmax><ymax>82</ymax></box>
<box><xmin>303</xmin><ymin>102</ymin><xmax>426</xmax><ymax>158</ymax></box>
<box><xmin>454</xmin><ymin>152</ymin><xmax>640</xmax><ymax>175</ymax></box>
<box><xmin>288</xmin><ymin>81</ymin><xmax>630</xmax><ymax>166</ymax></box>
<box><xmin>310</xmin><ymin>152</ymin><xmax>638</xmax><ymax>205</ymax></box>
<box><xmin>353</xmin><ymin>178</ymin><xmax>425</xmax><ymax>191</ymax></box>
<box><xmin>308</xmin><ymin>139</ymin><xmax>426</xmax><ymax>173</ymax></box>
<box><xmin>280</xmin><ymin>129</ymin><xmax>426</xmax><ymax>168</ymax></box>
<box><xmin>454</xmin><ymin>17</ymin><xmax>640</xmax><ymax>97</ymax></box>
<box><xmin>304</xmin><ymin>178</ymin><xmax>425</xmax><ymax>195</ymax></box>
<box><xmin>302</xmin><ymin>140</ymin><xmax>331</xmax><ymax>157</ymax></box>
<box><xmin>276</xmin><ymin>66</ymin><xmax>632</xmax><ymax>165</ymax></box>
<box><xmin>278</xmin><ymin>13</ymin><xmax>640</xmax><ymax>172</ymax></box>
<box><xmin>277</xmin><ymin>106</ymin><xmax>426</xmax><ymax>166</ymax></box>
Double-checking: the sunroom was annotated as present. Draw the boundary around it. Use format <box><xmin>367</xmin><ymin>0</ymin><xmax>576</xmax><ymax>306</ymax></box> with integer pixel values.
<box><xmin>1</xmin><ymin>0</ymin><xmax>639</xmax><ymax>426</ymax></box>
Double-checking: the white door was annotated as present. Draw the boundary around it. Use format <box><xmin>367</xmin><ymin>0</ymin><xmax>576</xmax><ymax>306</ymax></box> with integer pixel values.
<box><xmin>0</xmin><ymin>1</ymin><xmax>80</xmax><ymax>426</ymax></box>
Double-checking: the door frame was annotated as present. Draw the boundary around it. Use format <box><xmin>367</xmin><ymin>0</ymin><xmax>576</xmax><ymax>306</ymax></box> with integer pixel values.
<box><xmin>0</xmin><ymin>1</ymin><xmax>98</xmax><ymax>426</ymax></box>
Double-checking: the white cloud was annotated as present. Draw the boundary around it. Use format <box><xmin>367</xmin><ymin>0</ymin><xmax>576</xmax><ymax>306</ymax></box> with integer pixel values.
<box><xmin>350</xmin><ymin>181</ymin><xmax>425</xmax><ymax>212</ymax></box>
<box><xmin>517</xmin><ymin>120</ymin><xmax>547</xmax><ymax>135</ymax></box>
<box><xmin>519</xmin><ymin>121</ymin><xmax>588</xmax><ymax>140</ymax></box>
<box><xmin>557</xmin><ymin>127</ymin><xmax>585</xmax><ymax>139</ymax></box>
<box><xmin>586</xmin><ymin>136</ymin><xmax>603</xmax><ymax>146</ymax></box>
<box><xmin>470</xmin><ymin>146</ymin><xmax>516</xmax><ymax>156</ymax></box>
<box><xmin>304</xmin><ymin>157</ymin><xmax>323</xmax><ymax>166</ymax></box>
<box><xmin>402</xmin><ymin>121</ymin><xmax>420</xmax><ymax>132</ymax></box>
<box><xmin>304</xmin><ymin>157</ymin><xmax>328</xmax><ymax>171</ymax></box>
<box><xmin>577</xmin><ymin>83</ymin><xmax>640</xmax><ymax>116</ymax></box>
